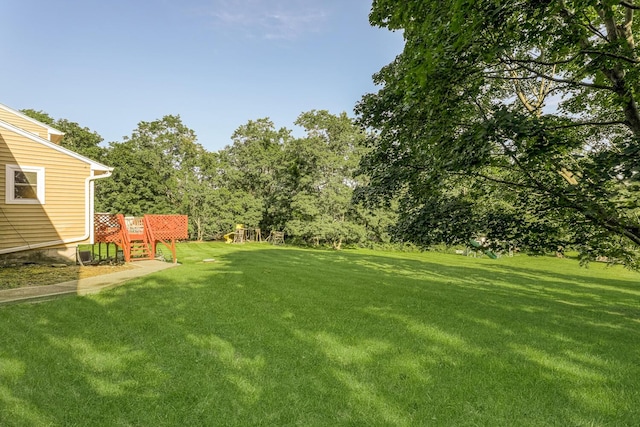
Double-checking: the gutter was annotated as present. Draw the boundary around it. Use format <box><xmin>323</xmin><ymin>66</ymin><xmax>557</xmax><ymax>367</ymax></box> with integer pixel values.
<box><xmin>0</xmin><ymin>170</ymin><xmax>113</xmax><ymax>255</ymax></box>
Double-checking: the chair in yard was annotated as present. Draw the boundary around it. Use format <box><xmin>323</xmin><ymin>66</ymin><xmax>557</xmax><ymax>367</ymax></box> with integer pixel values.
<box><xmin>268</xmin><ymin>230</ymin><xmax>285</xmax><ymax>245</ymax></box>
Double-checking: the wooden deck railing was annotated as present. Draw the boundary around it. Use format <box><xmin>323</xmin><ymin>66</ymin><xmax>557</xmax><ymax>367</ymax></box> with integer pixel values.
<box><xmin>94</xmin><ymin>213</ymin><xmax>188</xmax><ymax>263</ymax></box>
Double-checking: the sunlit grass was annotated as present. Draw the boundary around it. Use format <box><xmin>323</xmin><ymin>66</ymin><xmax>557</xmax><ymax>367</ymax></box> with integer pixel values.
<box><xmin>0</xmin><ymin>242</ymin><xmax>639</xmax><ymax>426</ymax></box>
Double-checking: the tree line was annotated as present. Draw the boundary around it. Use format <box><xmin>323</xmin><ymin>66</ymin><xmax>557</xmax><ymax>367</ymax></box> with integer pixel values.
<box><xmin>24</xmin><ymin>109</ymin><xmax>394</xmax><ymax>249</ymax></box>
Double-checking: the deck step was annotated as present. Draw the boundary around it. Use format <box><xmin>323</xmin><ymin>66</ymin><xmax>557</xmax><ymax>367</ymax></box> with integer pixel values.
<box><xmin>130</xmin><ymin>241</ymin><xmax>154</xmax><ymax>260</ymax></box>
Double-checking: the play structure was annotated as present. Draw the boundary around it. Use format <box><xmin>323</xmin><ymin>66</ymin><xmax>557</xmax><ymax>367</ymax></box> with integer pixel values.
<box><xmin>223</xmin><ymin>225</ymin><xmax>284</xmax><ymax>245</ymax></box>
<box><xmin>468</xmin><ymin>238</ymin><xmax>498</xmax><ymax>259</ymax></box>
<box><xmin>265</xmin><ymin>230</ymin><xmax>285</xmax><ymax>245</ymax></box>
<box><xmin>94</xmin><ymin>213</ymin><xmax>188</xmax><ymax>263</ymax></box>
<box><xmin>224</xmin><ymin>224</ymin><xmax>263</xmax><ymax>244</ymax></box>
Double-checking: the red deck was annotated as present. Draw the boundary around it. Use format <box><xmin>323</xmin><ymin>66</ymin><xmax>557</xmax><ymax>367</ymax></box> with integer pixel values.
<box><xmin>94</xmin><ymin>213</ymin><xmax>188</xmax><ymax>263</ymax></box>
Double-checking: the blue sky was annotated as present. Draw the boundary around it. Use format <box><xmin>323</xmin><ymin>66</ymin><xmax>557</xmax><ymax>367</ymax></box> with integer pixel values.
<box><xmin>2</xmin><ymin>0</ymin><xmax>404</xmax><ymax>152</ymax></box>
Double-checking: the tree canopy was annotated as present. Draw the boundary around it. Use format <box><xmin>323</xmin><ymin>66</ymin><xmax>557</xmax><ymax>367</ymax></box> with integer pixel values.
<box><xmin>71</xmin><ymin>109</ymin><xmax>386</xmax><ymax>246</ymax></box>
<box><xmin>96</xmin><ymin>115</ymin><xmax>202</xmax><ymax>216</ymax></box>
<box><xmin>357</xmin><ymin>0</ymin><xmax>640</xmax><ymax>265</ymax></box>
<box><xmin>283</xmin><ymin>111</ymin><xmax>369</xmax><ymax>249</ymax></box>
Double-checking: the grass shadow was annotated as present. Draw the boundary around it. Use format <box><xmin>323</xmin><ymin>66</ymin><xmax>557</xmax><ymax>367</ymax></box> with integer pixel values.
<box><xmin>0</xmin><ymin>243</ymin><xmax>638</xmax><ymax>425</ymax></box>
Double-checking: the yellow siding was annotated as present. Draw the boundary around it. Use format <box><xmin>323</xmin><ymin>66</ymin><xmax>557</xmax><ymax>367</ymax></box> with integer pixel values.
<box><xmin>0</xmin><ymin>127</ymin><xmax>91</xmax><ymax>251</ymax></box>
<box><xmin>0</xmin><ymin>109</ymin><xmax>51</xmax><ymax>140</ymax></box>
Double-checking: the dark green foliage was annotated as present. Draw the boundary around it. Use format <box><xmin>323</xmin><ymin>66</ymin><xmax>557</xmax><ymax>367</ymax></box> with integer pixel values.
<box><xmin>214</xmin><ymin>111</ymin><xmax>396</xmax><ymax>248</ymax></box>
<box><xmin>283</xmin><ymin>111</ymin><xmax>369</xmax><ymax>249</ymax></box>
<box><xmin>96</xmin><ymin>115</ymin><xmax>202</xmax><ymax>216</ymax></box>
<box><xmin>357</xmin><ymin>0</ymin><xmax>640</xmax><ymax>266</ymax></box>
<box><xmin>218</xmin><ymin>118</ymin><xmax>290</xmax><ymax>232</ymax></box>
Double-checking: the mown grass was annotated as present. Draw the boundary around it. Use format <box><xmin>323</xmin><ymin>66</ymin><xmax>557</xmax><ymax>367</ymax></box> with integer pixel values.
<box><xmin>0</xmin><ymin>242</ymin><xmax>639</xmax><ymax>426</ymax></box>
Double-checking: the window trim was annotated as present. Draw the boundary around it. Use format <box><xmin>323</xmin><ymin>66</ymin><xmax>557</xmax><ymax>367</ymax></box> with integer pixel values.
<box><xmin>5</xmin><ymin>164</ymin><xmax>45</xmax><ymax>204</ymax></box>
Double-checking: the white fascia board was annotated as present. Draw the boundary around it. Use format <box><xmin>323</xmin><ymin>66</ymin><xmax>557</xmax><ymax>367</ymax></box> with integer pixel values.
<box><xmin>0</xmin><ymin>102</ymin><xmax>64</xmax><ymax>137</ymax></box>
<box><xmin>0</xmin><ymin>119</ymin><xmax>113</xmax><ymax>172</ymax></box>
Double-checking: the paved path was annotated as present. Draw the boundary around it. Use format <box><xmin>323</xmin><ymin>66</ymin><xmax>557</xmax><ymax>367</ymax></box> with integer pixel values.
<box><xmin>0</xmin><ymin>260</ymin><xmax>180</xmax><ymax>306</ymax></box>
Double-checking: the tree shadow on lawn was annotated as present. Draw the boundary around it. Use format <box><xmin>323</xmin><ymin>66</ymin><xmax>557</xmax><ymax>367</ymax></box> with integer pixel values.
<box><xmin>0</xmin><ymin>246</ymin><xmax>638</xmax><ymax>426</ymax></box>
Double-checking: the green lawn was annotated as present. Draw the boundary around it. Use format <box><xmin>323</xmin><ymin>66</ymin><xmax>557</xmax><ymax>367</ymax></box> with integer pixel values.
<box><xmin>1</xmin><ymin>243</ymin><xmax>639</xmax><ymax>426</ymax></box>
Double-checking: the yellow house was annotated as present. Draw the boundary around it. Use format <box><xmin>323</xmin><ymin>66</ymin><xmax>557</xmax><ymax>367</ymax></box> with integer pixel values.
<box><xmin>0</xmin><ymin>102</ymin><xmax>113</xmax><ymax>263</ymax></box>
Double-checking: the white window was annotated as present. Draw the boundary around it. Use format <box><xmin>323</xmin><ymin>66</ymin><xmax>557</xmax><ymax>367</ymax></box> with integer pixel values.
<box><xmin>5</xmin><ymin>165</ymin><xmax>45</xmax><ymax>204</ymax></box>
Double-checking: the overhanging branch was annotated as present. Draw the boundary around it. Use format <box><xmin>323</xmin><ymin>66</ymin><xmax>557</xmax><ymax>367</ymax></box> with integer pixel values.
<box><xmin>620</xmin><ymin>1</ymin><xmax>640</xmax><ymax>11</ymax></box>
<box><xmin>507</xmin><ymin>60</ymin><xmax>615</xmax><ymax>90</ymax></box>
<box><xmin>547</xmin><ymin>120</ymin><xmax>628</xmax><ymax>129</ymax></box>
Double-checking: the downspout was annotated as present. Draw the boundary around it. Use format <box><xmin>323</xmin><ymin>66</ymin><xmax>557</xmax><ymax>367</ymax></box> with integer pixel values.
<box><xmin>0</xmin><ymin>170</ymin><xmax>113</xmax><ymax>255</ymax></box>
<box><xmin>84</xmin><ymin>170</ymin><xmax>113</xmax><ymax>243</ymax></box>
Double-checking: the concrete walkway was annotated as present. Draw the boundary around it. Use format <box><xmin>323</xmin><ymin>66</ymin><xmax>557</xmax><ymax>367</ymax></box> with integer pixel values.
<box><xmin>0</xmin><ymin>260</ymin><xmax>180</xmax><ymax>306</ymax></box>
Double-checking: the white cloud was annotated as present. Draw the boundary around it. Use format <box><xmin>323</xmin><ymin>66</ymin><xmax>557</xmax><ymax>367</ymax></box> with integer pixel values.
<box><xmin>205</xmin><ymin>0</ymin><xmax>328</xmax><ymax>40</ymax></box>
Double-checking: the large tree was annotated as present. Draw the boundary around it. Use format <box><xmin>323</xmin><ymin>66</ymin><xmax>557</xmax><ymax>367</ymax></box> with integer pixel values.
<box><xmin>96</xmin><ymin>115</ymin><xmax>202</xmax><ymax>217</ymax></box>
<box><xmin>218</xmin><ymin>118</ymin><xmax>290</xmax><ymax>232</ymax></box>
<box><xmin>284</xmin><ymin>110</ymin><xmax>369</xmax><ymax>249</ymax></box>
<box><xmin>357</xmin><ymin>0</ymin><xmax>640</xmax><ymax>264</ymax></box>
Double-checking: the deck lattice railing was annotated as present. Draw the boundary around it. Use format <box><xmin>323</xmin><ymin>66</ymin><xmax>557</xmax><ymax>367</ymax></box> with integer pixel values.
<box><xmin>94</xmin><ymin>213</ymin><xmax>187</xmax><ymax>263</ymax></box>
